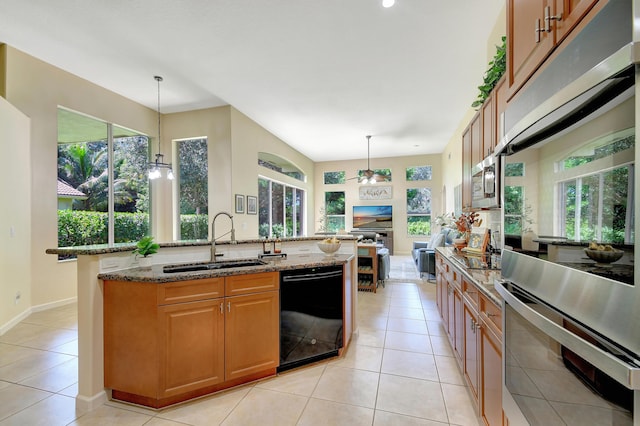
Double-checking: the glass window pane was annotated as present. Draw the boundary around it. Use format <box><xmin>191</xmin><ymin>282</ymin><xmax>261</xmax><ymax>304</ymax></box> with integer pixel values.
<box><xmin>601</xmin><ymin>167</ymin><xmax>629</xmax><ymax>243</ymax></box>
<box><xmin>271</xmin><ymin>182</ymin><xmax>285</xmax><ymax>237</ymax></box>
<box><xmin>504</xmin><ymin>162</ymin><xmax>524</xmax><ymax>177</ymax></box>
<box><xmin>258</xmin><ymin>178</ymin><xmax>270</xmax><ymax>238</ymax></box>
<box><xmin>57</xmin><ymin>111</ymin><xmax>109</xmax><ymax>253</ymax></box>
<box><xmin>113</xmin><ymin>132</ymin><xmax>150</xmax><ymax>243</ymax></box>
<box><xmin>407</xmin><ymin>216</ymin><xmax>431</xmax><ymax>236</ymax></box>
<box><xmin>324</xmin><ymin>171</ymin><xmax>345</xmax><ymax>184</ymax></box>
<box><xmin>177</xmin><ymin>138</ymin><xmax>208</xmax><ymax>240</ymax></box>
<box><xmin>406</xmin><ymin>188</ymin><xmax>431</xmax><ymax>214</ymax></box>
<box><xmin>406</xmin><ymin>166</ymin><xmax>432</xmax><ymax>181</ymax></box>
<box><xmin>580</xmin><ymin>175</ymin><xmax>600</xmax><ymax>241</ymax></box>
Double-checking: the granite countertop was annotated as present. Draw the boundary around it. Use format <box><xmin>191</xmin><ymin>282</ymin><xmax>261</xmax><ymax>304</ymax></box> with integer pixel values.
<box><xmin>46</xmin><ymin>235</ymin><xmax>358</xmax><ymax>256</ymax></box>
<box><xmin>98</xmin><ymin>253</ymin><xmax>354</xmax><ymax>283</ymax></box>
<box><xmin>436</xmin><ymin>246</ymin><xmax>502</xmax><ymax>306</ymax></box>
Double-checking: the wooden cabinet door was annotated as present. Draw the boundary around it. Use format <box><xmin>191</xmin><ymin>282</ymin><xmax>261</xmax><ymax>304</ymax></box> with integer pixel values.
<box><xmin>462</xmin><ymin>125</ymin><xmax>472</xmax><ymax>210</ymax></box>
<box><xmin>158</xmin><ymin>298</ymin><xmax>225</xmax><ymax>398</ymax></box>
<box><xmin>225</xmin><ymin>290</ymin><xmax>279</xmax><ymax>381</ymax></box>
<box><xmin>446</xmin><ymin>281</ymin><xmax>456</xmax><ymax>348</ymax></box>
<box><xmin>453</xmin><ymin>287</ymin><xmax>464</xmax><ymax>364</ymax></box>
<box><xmin>481</xmin><ymin>93</ymin><xmax>495</xmax><ymax>158</ymax></box>
<box><xmin>480</xmin><ymin>318</ymin><xmax>503</xmax><ymax>426</ymax></box>
<box><xmin>470</xmin><ymin>111</ymin><xmax>483</xmax><ymax>168</ymax></box>
<box><xmin>507</xmin><ymin>0</ymin><xmax>555</xmax><ymax>95</ymax></box>
<box><xmin>555</xmin><ymin>0</ymin><xmax>600</xmax><ymax>41</ymax></box>
<box><xmin>463</xmin><ymin>302</ymin><xmax>480</xmax><ymax>403</ymax></box>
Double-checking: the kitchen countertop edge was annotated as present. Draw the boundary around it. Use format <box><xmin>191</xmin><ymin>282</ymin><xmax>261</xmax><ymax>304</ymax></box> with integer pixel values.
<box><xmin>435</xmin><ymin>246</ymin><xmax>502</xmax><ymax>306</ymax></box>
<box><xmin>98</xmin><ymin>254</ymin><xmax>355</xmax><ymax>283</ymax></box>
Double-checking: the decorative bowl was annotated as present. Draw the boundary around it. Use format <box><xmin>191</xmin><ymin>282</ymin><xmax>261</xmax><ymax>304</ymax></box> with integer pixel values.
<box><xmin>318</xmin><ymin>242</ymin><xmax>341</xmax><ymax>256</ymax></box>
<box><xmin>584</xmin><ymin>248</ymin><xmax>624</xmax><ymax>265</ymax></box>
<box><xmin>453</xmin><ymin>238</ymin><xmax>467</xmax><ymax>250</ymax></box>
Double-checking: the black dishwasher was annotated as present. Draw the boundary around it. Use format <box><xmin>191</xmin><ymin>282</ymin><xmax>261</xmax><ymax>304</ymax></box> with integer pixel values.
<box><xmin>278</xmin><ymin>265</ymin><xmax>344</xmax><ymax>372</ymax></box>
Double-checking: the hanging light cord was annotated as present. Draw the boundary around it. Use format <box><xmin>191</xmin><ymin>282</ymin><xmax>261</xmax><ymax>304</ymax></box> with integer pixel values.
<box><xmin>155</xmin><ymin>75</ymin><xmax>163</xmax><ymax>159</ymax></box>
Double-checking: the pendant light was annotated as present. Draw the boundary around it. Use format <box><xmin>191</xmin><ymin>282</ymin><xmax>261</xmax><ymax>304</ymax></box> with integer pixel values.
<box><xmin>148</xmin><ymin>75</ymin><xmax>174</xmax><ymax>180</ymax></box>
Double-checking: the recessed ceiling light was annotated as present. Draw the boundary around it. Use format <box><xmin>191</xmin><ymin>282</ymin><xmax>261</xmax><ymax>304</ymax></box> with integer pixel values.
<box><xmin>382</xmin><ymin>0</ymin><xmax>395</xmax><ymax>8</ymax></box>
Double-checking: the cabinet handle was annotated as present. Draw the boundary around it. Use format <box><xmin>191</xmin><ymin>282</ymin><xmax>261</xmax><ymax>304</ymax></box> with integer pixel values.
<box><xmin>544</xmin><ymin>5</ymin><xmax>562</xmax><ymax>32</ymax></box>
<box><xmin>535</xmin><ymin>18</ymin><xmax>544</xmax><ymax>43</ymax></box>
<box><xmin>470</xmin><ymin>318</ymin><xmax>475</xmax><ymax>331</ymax></box>
<box><xmin>220</xmin><ymin>302</ymin><xmax>223</xmax><ymax>314</ymax></box>
<box><xmin>486</xmin><ymin>312</ymin><xmax>497</xmax><ymax>318</ymax></box>
<box><xmin>227</xmin><ymin>301</ymin><xmax>231</xmax><ymax>313</ymax></box>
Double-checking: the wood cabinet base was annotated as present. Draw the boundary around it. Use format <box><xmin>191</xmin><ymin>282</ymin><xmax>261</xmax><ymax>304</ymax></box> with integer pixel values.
<box><xmin>111</xmin><ymin>368</ymin><xmax>276</xmax><ymax>409</ymax></box>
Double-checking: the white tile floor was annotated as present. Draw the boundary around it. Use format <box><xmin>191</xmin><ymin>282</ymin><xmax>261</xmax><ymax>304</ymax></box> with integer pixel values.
<box><xmin>0</xmin><ymin>256</ymin><xmax>481</xmax><ymax>425</ymax></box>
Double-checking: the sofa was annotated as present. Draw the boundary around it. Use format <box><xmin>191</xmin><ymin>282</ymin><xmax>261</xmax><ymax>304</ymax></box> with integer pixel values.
<box><xmin>412</xmin><ymin>228</ymin><xmax>455</xmax><ymax>280</ymax></box>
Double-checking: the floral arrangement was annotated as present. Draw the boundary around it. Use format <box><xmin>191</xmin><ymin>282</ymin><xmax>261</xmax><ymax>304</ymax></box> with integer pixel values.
<box><xmin>453</xmin><ymin>212</ymin><xmax>482</xmax><ymax>237</ymax></box>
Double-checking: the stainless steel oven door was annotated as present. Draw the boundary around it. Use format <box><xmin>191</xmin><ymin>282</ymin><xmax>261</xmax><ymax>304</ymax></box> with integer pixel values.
<box><xmin>496</xmin><ymin>280</ymin><xmax>640</xmax><ymax>425</ymax></box>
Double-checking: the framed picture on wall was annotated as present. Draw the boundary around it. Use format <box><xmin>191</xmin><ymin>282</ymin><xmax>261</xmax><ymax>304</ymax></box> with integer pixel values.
<box><xmin>247</xmin><ymin>196</ymin><xmax>257</xmax><ymax>215</ymax></box>
<box><xmin>235</xmin><ymin>194</ymin><xmax>245</xmax><ymax>214</ymax></box>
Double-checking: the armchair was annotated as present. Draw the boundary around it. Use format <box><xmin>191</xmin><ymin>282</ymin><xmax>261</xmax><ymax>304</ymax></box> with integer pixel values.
<box><xmin>412</xmin><ymin>228</ymin><xmax>454</xmax><ymax>280</ymax></box>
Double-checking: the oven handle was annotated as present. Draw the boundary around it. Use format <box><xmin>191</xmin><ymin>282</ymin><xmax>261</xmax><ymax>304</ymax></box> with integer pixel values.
<box><xmin>281</xmin><ymin>270</ymin><xmax>343</xmax><ymax>283</ymax></box>
<box><xmin>496</xmin><ymin>280</ymin><xmax>640</xmax><ymax>390</ymax></box>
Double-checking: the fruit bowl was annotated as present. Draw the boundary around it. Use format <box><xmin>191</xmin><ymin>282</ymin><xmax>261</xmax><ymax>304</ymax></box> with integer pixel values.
<box><xmin>318</xmin><ymin>241</ymin><xmax>341</xmax><ymax>256</ymax></box>
<box><xmin>584</xmin><ymin>248</ymin><xmax>624</xmax><ymax>266</ymax></box>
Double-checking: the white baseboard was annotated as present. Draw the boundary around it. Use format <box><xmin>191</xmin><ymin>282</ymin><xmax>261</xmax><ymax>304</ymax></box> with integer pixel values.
<box><xmin>0</xmin><ymin>297</ymin><xmax>77</xmax><ymax>336</ymax></box>
<box><xmin>76</xmin><ymin>390</ymin><xmax>108</xmax><ymax>413</ymax></box>
<box><xmin>0</xmin><ymin>309</ymin><xmax>31</xmax><ymax>336</ymax></box>
<box><xmin>31</xmin><ymin>297</ymin><xmax>77</xmax><ymax>313</ymax></box>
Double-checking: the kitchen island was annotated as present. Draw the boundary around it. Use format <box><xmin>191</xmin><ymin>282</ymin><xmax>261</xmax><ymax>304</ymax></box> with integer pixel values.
<box><xmin>46</xmin><ymin>236</ymin><xmax>358</xmax><ymax>411</ymax></box>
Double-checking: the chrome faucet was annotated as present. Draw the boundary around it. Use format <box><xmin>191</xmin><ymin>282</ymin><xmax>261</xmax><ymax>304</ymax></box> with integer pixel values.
<box><xmin>211</xmin><ymin>211</ymin><xmax>236</xmax><ymax>261</ymax></box>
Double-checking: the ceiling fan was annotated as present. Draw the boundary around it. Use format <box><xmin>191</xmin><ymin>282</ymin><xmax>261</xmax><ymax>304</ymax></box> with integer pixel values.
<box><xmin>348</xmin><ymin>135</ymin><xmax>382</xmax><ymax>184</ymax></box>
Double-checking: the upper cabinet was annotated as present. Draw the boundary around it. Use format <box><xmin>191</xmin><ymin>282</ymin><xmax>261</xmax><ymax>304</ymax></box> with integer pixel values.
<box><xmin>506</xmin><ymin>0</ymin><xmax>601</xmax><ymax>97</ymax></box>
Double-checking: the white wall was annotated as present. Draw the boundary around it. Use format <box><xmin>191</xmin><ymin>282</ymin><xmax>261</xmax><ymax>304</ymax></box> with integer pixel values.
<box><xmin>0</xmin><ymin>96</ymin><xmax>31</xmax><ymax>330</ymax></box>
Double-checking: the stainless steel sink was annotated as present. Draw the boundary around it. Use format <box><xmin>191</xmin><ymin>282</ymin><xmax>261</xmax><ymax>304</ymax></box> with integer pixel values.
<box><xmin>163</xmin><ymin>259</ymin><xmax>268</xmax><ymax>273</ymax></box>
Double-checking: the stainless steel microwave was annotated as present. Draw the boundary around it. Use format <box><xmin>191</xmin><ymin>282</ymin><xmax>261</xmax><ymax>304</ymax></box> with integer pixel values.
<box><xmin>471</xmin><ymin>154</ymin><xmax>499</xmax><ymax>209</ymax></box>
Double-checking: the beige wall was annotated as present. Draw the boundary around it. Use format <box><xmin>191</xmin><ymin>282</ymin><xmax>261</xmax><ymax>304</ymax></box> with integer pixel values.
<box><xmin>0</xmin><ymin>96</ymin><xmax>31</xmax><ymax>330</ymax></box>
<box><xmin>3</xmin><ymin>46</ymin><xmax>158</xmax><ymax>309</ymax></box>
<box><xmin>440</xmin><ymin>5</ymin><xmax>506</xmax><ymax>215</ymax></box>
<box><xmin>315</xmin><ymin>154</ymin><xmax>442</xmax><ymax>255</ymax></box>
<box><xmin>230</xmin><ymin>108</ymin><xmax>315</xmax><ymax>239</ymax></box>
<box><xmin>0</xmin><ymin>45</ymin><xmax>316</xmax><ymax>332</ymax></box>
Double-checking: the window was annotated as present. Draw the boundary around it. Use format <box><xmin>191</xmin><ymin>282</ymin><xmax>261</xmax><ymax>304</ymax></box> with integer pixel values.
<box><xmin>503</xmin><ymin>186</ymin><xmax>528</xmax><ymax>235</ymax></box>
<box><xmin>258</xmin><ymin>177</ymin><xmax>305</xmax><ymax>238</ymax></box>
<box><xmin>324</xmin><ymin>171</ymin><xmax>345</xmax><ymax>184</ymax></box>
<box><xmin>57</xmin><ymin>109</ymin><xmax>149</xmax><ymax>257</ymax></box>
<box><xmin>505</xmin><ymin>162</ymin><xmax>524</xmax><ymax>177</ymax></box>
<box><xmin>177</xmin><ymin>138</ymin><xmax>208</xmax><ymax>240</ymax></box>
<box><xmin>323</xmin><ymin>191</ymin><xmax>345</xmax><ymax>232</ymax></box>
<box><xmin>407</xmin><ymin>188</ymin><xmax>431</xmax><ymax>235</ymax></box>
<box><xmin>258</xmin><ymin>152</ymin><xmax>305</xmax><ymax>182</ymax></box>
<box><xmin>560</xmin><ymin>164</ymin><xmax>634</xmax><ymax>243</ymax></box>
<box><xmin>561</xmin><ymin>128</ymin><xmax>634</xmax><ymax>170</ymax></box>
<box><xmin>406</xmin><ymin>165</ymin><xmax>432</xmax><ymax>181</ymax></box>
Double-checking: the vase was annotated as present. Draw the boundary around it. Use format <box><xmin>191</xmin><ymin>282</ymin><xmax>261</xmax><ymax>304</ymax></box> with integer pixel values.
<box><xmin>521</xmin><ymin>231</ymin><xmax>539</xmax><ymax>252</ymax></box>
<box><xmin>138</xmin><ymin>256</ymin><xmax>153</xmax><ymax>268</ymax></box>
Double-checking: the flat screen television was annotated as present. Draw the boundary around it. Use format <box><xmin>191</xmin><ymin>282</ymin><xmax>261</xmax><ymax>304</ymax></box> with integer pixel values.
<box><xmin>352</xmin><ymin>205</ymin><xmax>393</xmax><ymax>229</ymax></box>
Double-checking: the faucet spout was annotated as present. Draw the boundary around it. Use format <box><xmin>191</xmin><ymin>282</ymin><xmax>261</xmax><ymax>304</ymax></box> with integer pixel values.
<box><xmin>211</xmin><ymin>211</ymin><xmax>236</xmax><ymax>261</ymax></box>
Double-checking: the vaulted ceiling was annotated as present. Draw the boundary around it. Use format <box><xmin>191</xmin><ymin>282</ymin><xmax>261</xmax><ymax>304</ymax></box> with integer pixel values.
<box><xmin>0</xmin><ymin>0</ymin><xmax>504</xmax><ymax>161</ymax></box>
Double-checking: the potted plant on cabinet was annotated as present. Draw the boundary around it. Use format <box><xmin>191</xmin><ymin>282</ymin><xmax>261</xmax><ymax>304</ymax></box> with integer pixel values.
<box><xmin>132</xmin><ymin>235</ymin><xmax>159</xmax><ymax>268</ymax></box>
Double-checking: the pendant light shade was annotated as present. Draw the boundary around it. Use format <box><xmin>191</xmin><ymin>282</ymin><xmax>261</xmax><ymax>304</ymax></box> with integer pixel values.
<box><xmin>148</xmin><ymin>75</ymin><xmax>174</xmax><ymax>180</ymax></box>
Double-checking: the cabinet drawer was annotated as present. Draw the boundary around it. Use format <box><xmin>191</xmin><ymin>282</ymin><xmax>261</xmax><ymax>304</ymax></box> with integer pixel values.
<box><xmin>462</xmin><ymin>279</ymin><xmax>479</xmax><ymax>308</ymax></box>
<box><xmin>225</xmin><ymin>272</ymin><xmax>279</xmax><ymax>297</ymax></box>
<box><xmin>158</xmin><ymin>278</ymin><xmax>224</xmax><ymax>305</ymax></box>
<box><xmin>480</xmin><ymin>294</ymin><xmax>502</xmax><ymax>333</ymax></box>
